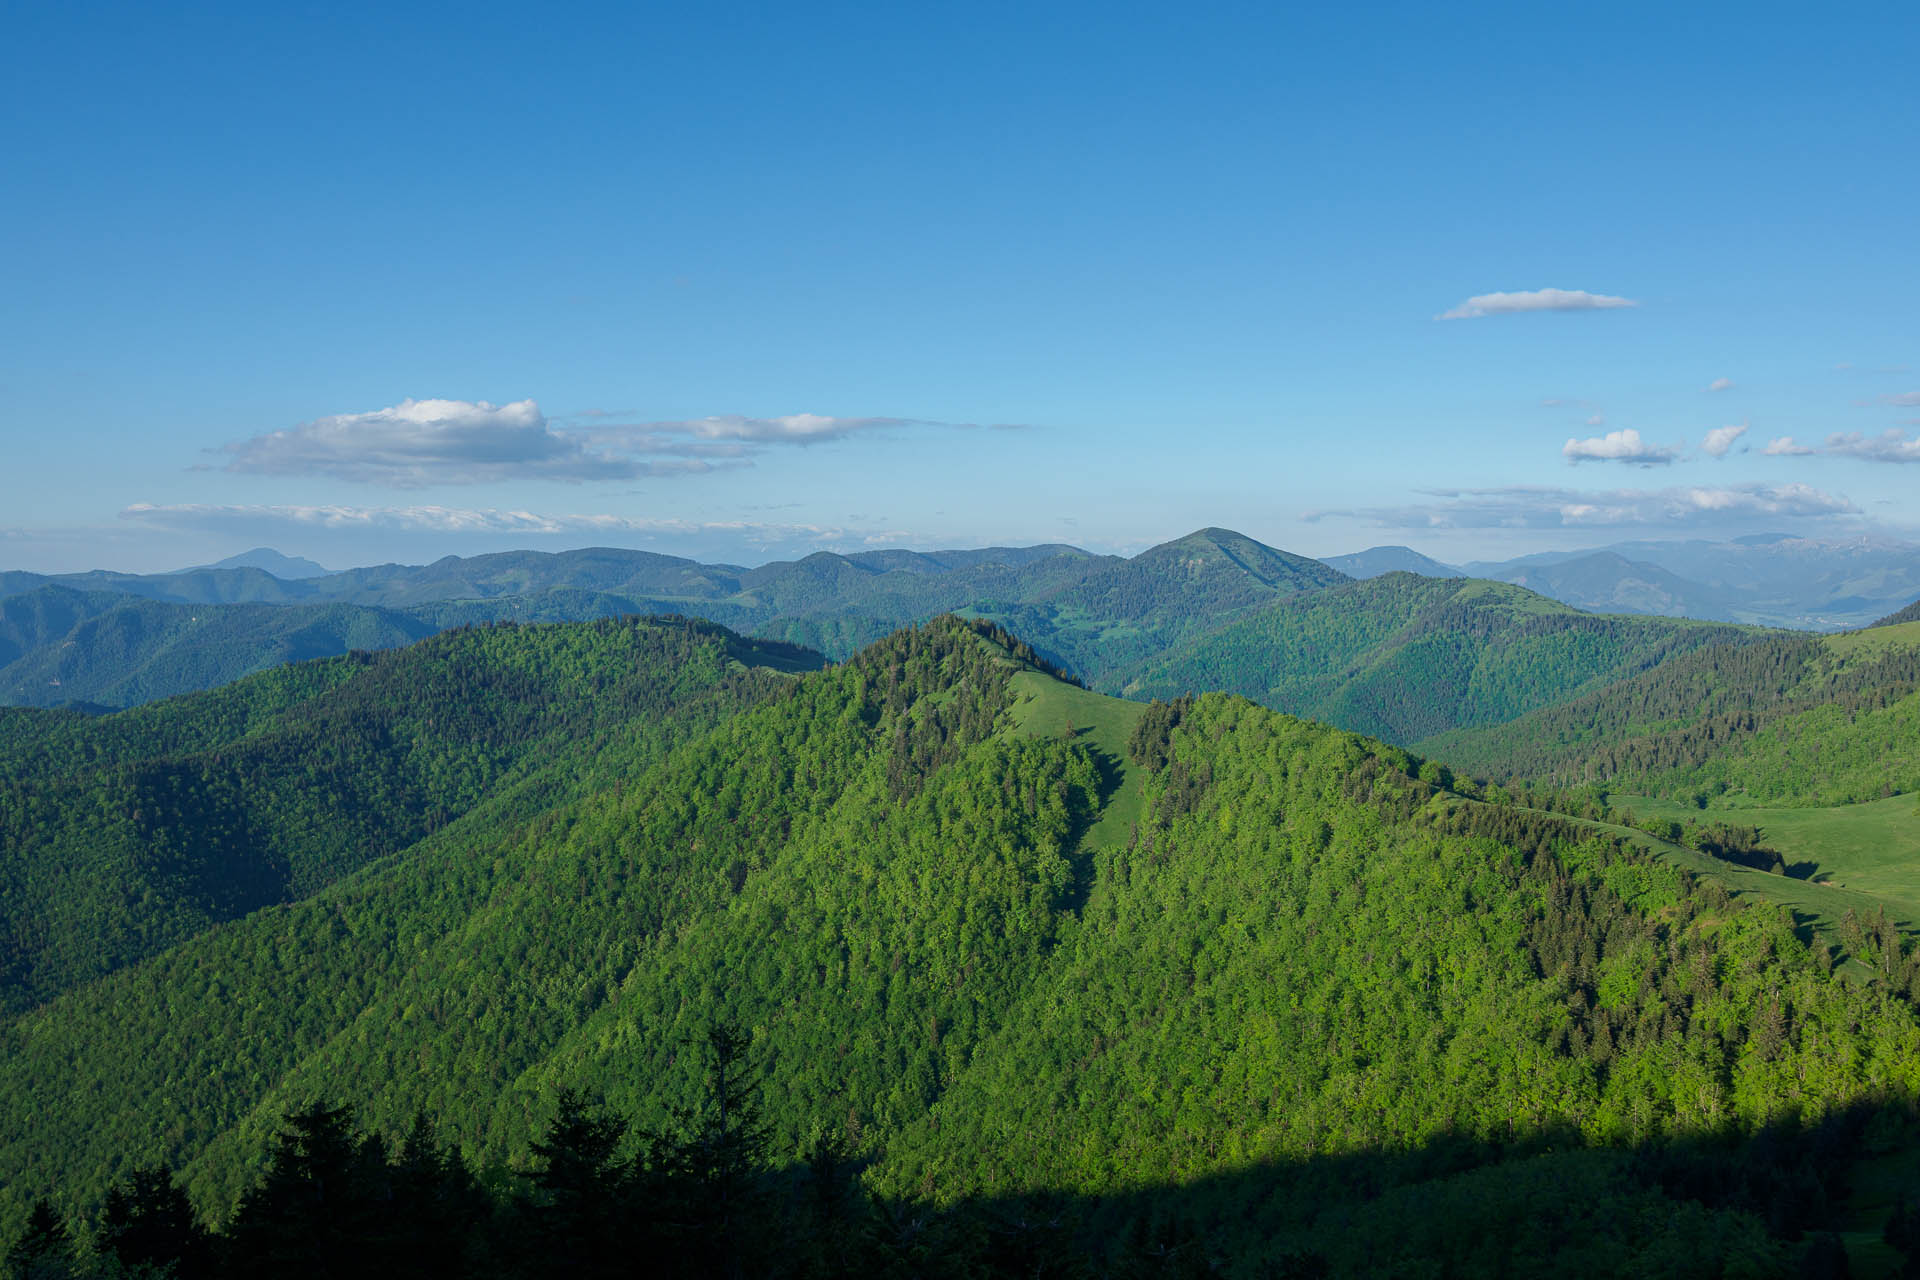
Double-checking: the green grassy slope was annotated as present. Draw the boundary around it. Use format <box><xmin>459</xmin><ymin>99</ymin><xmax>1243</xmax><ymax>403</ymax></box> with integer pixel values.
<box><xmin>1606</xmin><ymin>793</ymin><xmax>1920</xmax><ymax>935</ymax></box>
<box><xmin>1005</xmin><ymin>667</ymin><xmax>1147</xmax><ymax>849</ymax></box>
<box><xmin>1534</xmin><ymin>804</ymin><xmax>1910</xmax><ymax>955</ymax></box>
<box><xmin>1874</xmin><ymin>599</ymin><xmax>1920</xmax><ymax>628</ymax></box>
<box><xmin>5</xmin><ymin>621</ymin><xmax>1920</xmax><ymax>1274</ymax></box>
<box><xmin>1112</xmin><ymin>572</ymin><xmax>1757</xmax><ymax>744</ymax></box>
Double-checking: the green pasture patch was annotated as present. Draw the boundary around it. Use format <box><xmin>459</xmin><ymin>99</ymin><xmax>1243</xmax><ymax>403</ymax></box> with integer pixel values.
<box><xmin>1823</xmin><ymin>619</ymin><xmax>1920</xmax><ymax>661</ymax></box>
<box><xmin>1614</xmin><ymin>793</ymin><xmax>1920</xmax><ymax>922</ymax></box>
<box><xmin>1527</xmin><ymin>807</ymin><xmax>1903</xmax><ymax>963</ymax></box>
<box><xmin>1005</xmin><ymin>668</ymin><xmax>1147</xmax><ymax>849</ymax></box>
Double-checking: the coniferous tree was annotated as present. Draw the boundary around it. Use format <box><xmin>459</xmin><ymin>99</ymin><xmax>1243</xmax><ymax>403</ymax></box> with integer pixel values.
<box><xmin>99</xmin><ymin>1163</ymin><xmax>213</xmax><ymax>1279</ymax></box>
<box><xmin>525</xmin><ymin>1089</ymin><xmax>631</xmax><ymax>1280</ymax></box>
<box><xmin>676</xmin><ymin>1023</ymin><xmax>775</xmax><ymax>1280</ymax></box>
<box><xmin>224</xmin><ymin>1102</ymin><xmax>391</xmax><ymax>1279</ymax></box>
<box><xmin>3</xmin><ymin>1201</ymin><xmax>73</xmax><ymax>1280</ymax></box>
<box><xmin>385</xmin><ymin>1113</ymin><xmax>489</xmax><ymax>1279</ymax></box>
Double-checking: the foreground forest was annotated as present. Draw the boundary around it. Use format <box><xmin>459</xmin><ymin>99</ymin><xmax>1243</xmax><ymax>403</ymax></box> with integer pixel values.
<box><xmin>5</xmin><ymin>614</ymin><xmax>1920</xmax><ymax>1275</ymax></box>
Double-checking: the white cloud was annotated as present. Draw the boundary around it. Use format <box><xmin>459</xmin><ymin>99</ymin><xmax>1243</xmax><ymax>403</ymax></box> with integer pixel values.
<box><xmin>1303</xmin><ymin>482</ymin><xmax>1858</xmax><ymax>531</ymax></box>
<box><xmin>1764</xmin><ymin>436</ymin><xmax>1816</xmax><ymax>456</ymax></box>
<box><xmin>1701</xmin><ymin>422</ymin><xmax>1748</xmax><ymax>458</ymax></box>
<box><xmin>1562</xmin><ymin>428</ymin><xmax>1678</xmax><ymax>467</ymax></box>
<box><xmin>1437</xmin><ymin>288</ymin><xmax>1639</xmax><ymax>321</ymax></box>
<box><xmin>220</xmin><ymin>399</ymin><xmax>966</xmax><ymax>488</ymax></box>
<box><xmin>1585</xmin><ymin>413</ymin><xmax>1606</xmax><ymax>427</ymax></box>
<box><xmin>1706</xmin><ymin>377</ymin><xmax>1734</xmax><ymax>392</ymax></box>
<box><xmin>576</xmin><ymin>413</ymin><xmax>915</xmax><ymax>454</ymax></box>
<box><xmin>222</xmin><ymin>398</ymin><xmax>653</xmax><ymax>488</ymax></box>
<box><xmin>1825</xmin><ymin>429</ymin><xmax>1920</xmax><ymax>463</ymax></box>
<box><xmin>1880</xmin><ymin>392</ymin><xmax>1920</xmax><ymax>408</ymax></box>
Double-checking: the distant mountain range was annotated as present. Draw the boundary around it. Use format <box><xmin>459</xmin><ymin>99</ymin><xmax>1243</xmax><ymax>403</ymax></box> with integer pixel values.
<box><xmin>1324</xmin><ymin>534</ymin><xmax>1920</xmax><ymax>630</ymax></box>
<box><xmin>183</xmin><ymin>546</ymin><xmax>333</xmax><ymax>579</ymax></box>
<box><xmin>1317</xmin><ymin>545</ymin><xmax>1461</xmax><ymax>579</ymax></box>
<box><xmin>6</xmin><ymin>530</ymin><xmax>1918</xmax><ymax>717</ymax></box>
<box><xmin>0</xmin><ymin>530</ymin><xmax>1340</xmax><ymax>709</ymax></box>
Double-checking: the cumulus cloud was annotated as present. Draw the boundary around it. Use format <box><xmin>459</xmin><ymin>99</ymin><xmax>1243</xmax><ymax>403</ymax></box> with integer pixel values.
<box><xmin>1437</xmin><ymin>288</ymin><xmax>1638</xmax><ymax>321</ymax></box>
<box><xmin>221</xmin><ymin>399</ymin><xmax>652</xmax><ymax>488</ymax></box>
<box><xmin>1825</xmin><ymin>429</ymin><xmax>1920</xmax><ymax>463</ymax></box>
<box><xmin>1702</xmin><ymin>422</ymin><xmax>1748</xmax><ymax>458</ymax></box>
<box><xmin>1303</xmin><ymin>482</ymin><xmax>1858</xmax><ymax>531</ymax></box>
<box><xmin>1764</xmin><ymin>436</ymin><xmax>1816</xmax><ymax>456</ymax></box>
<box><xmin>1706</xmin><ymin>377</ymin><xmax>1734</xmax><ymax>392</ymax></box>
<box><xmin>220</xmin><ymin>399</ymin><xmax>973</xmax><ymax>488</ymax></box>
<box><xmin>1562</xmin><ymin>428</ymin><xmax>1678</xmax><ymax>467</ymax></box>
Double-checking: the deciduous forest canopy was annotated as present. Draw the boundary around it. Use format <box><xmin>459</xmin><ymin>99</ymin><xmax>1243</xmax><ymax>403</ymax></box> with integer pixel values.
<box><xmin>5</xmin><ymin>608</ymin><xmax>1920</xmax><ymax>1276</ymax></box>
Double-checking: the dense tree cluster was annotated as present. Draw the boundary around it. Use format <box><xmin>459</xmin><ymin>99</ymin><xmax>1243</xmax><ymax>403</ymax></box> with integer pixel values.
<box><xmin>1115</xmin><ymin>573</ymin><xmax>1757</xmax><ymax>745</ymax></box>
<box><xmin>0</xmin><ymin>617</ymin><xmax>814</xmax><ymax>1014</ymax></box>
<box><xmin>1431</xmin><ymin>630</ymin><xmax>1920</xmax><ymax>804</ymax></box>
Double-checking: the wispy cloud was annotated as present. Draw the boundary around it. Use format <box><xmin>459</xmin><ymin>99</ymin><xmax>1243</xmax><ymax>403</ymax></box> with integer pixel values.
<box><xmin>1585</xmin><ymin>412</ymin><xmax>1606</xmax><ymax>427</ymax></box>
<box><xmin>1304</xmin><ymin>482</ymin><xmax>1858</xmax><ymax>531</ymax></box>
<box><xmin>1879</xmin><ymin>392</ymin><xmax>1920</xmax><ymax>408</ymax></box>
<box><xmin>1755</xmin><ymin>428</ymin><xmax>1920</xmax><ymax>463</ymax></box>
<box><xmin>219</xmin><ymin>398</ymin><xmax>982</xmax><ymax>489</ymax></box>
<box><xmin>119</xmin><ymin>501</ymin><xmax>888</xmax><ymax>546</ymax></box>
<box><xmin>1437</xmin><ymin>288</ymin><xmax>1638</xmax><ymax>321</ymax></box>
<box><xmin>1825</xmin><ymin>429</ymin><xmax>1920</xmax><ymax>463</ymax></box>
<box><xmin>1562</xmin><ymin>428</ymin><xmax>1677</xmax><ymax>467</ymax></box>
<box><xmin>1702</xmin><ymin>422</ymin><xmax>1748</xmax><ymax>458</ymax></box>
<box><xmin>1706</xmin><ymin>377</ymin><xmax>1734</xmax><ymax>392</ymax></box>
<box><xmin>573</xmin><ymin>412</ymin><xmax>916</xmax><ymax>449</ymax></box>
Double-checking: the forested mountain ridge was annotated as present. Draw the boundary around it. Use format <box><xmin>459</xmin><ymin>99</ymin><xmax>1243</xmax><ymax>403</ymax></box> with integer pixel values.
<box><xmin>0</xmin><ymin>585</ymin><xmax>436</xmax><ymax>708</ymax></box>
<box><xmin>0</xmin><ymin>615</ymin><xmax>821</xmax><ymax>1015</ymax></box>
<box><xmin>1876</xmin><ymin>598</ymin><xmax>1920</xmax><ymax>628</ymax></box>
<box><xmin>1428</xmin><ymin>619</ymin><xmax>1920</xmax><ymax>807</ymax></box>
<box><xmin>5</xmin><ymin>616</ymin><xmax>1920</xmax><ymax>1274</ymax></box>
<box><xmin>1107</xmin><ymin>572</ymin><xmax>1760</xmax><ymax>745</ymax></box>
<box><xmin>0</xmin><ymin>531</ymin><xmax>1351</xmax><ymax>710</ymax></box>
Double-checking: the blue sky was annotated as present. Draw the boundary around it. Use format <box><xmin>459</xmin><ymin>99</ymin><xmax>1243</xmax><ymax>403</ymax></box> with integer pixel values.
<box><xmin>4</xmin><ymin>0</ymin><xmax>1917</xmax><ymax>572</ymax></box>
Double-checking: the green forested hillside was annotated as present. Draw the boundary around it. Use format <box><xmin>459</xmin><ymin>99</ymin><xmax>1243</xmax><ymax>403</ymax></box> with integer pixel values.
<box><xmin>1430</xmin><ymin>621</ymin><xmax>1920</xmax><ymax>806</ymax></box>
<box><xmin>0</xmin><ymin>586</ymin><xmax>435</xmax><ymax>708</ymax></box>
<box><xmin>1110</xmin><ymin>573</ymin><xmax>1756</xmax><ymax>744</ymax></box>
<box><xmin>0</xmin><ymin>531</ymin><xmax>1349</xmax><ymax>709</ymax></box>
<box><xmin>0</xmin><ymin>616</ymin><xmax>819</xmax><ymax>1014</ymax></box>
<box><xmin>5</xmin><ymin>618</ymin><xmax>1919</xmax><ymax>1275</ymax></box>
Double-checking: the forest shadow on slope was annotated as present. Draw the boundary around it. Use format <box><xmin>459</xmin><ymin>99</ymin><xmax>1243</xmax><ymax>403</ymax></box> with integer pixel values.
<box><xmin>21</xmin><ymin>1066</ymin><xmax>1920</xmax><ymax>1280</ymax></box>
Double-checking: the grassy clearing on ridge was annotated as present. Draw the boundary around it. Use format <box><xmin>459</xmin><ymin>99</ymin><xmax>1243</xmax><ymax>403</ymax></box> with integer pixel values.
<box><xmin>1004</xmin><ymin>668</ymin><xmax>1146</xmax><ymax>850</ymax></box>
<box><xmin>1609</xmin><ymin>793</ymin><xmax>1920</xmax><ymax>933</ymax></box>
